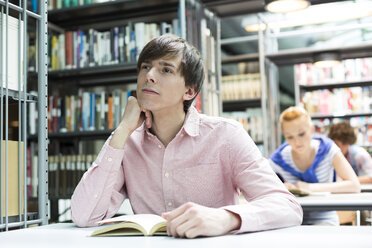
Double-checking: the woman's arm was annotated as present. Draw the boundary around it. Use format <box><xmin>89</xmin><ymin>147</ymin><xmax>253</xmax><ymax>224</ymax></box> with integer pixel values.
<box><xmin>300</xmin><ymin>152</ymin><xmax>360</xmax><ymax>193</ymax></box>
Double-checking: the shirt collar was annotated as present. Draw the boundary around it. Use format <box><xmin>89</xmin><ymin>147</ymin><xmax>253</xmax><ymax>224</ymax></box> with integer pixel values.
<box><xmin>138</xmin><ymin>105</ymin><xmax>200</xmax><ymax>138</ymax></box>
<box><xmin>182</xmin><ymin>105</ymin><xmax>200</xmax><ymax>137</ymax></box>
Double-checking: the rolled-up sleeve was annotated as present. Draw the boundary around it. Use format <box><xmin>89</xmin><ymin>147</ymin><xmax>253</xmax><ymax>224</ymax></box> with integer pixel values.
<box><xmin>224</xmin><ymin>127</ymin><xmax>303</xmax><ymax>233</ymax></box>
<box><xmin>71</xmin><ymin>136</ymin><xmax>126</xmax><ymax>227</ymax></box>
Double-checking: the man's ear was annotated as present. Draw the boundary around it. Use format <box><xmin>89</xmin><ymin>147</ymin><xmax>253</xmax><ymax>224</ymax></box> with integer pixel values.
<box><xmin>183</xmin><ymin>87</ymin><xmax>197</xmax><ymax>100</ymax></box>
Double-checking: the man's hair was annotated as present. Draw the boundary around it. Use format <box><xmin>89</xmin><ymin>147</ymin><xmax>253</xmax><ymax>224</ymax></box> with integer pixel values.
<box><xmin>280</xmin><ymin>106</ymin><xmax>311</xmax><ymax>125</ymax></box>
<box><xmin>328</xmin><ymin>121</ymin><xmax>356</xmax><ymax>145</ymax></box>
<box><xmin>137</xmin><ymin>34</ymin><xmax>205</xmax><ymax>112</ymax></box>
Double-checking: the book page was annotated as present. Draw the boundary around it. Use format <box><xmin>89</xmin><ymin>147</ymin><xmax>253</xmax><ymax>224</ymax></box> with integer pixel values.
<box><xmin>97</xmin><ymin>214</ymin><xmax>166</xmax><ymax>235</ymax></box>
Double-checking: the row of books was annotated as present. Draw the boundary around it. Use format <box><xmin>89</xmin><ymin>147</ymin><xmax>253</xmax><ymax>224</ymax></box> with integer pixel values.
<box><xmin>221</xmin><ymin>73</ymin><xmax>261</xmax><ymax>100</ymax></box>
<box><xmin>48</xmin><ymin>154</ymin><xmax>95</xmax><ymax>197</ymax></box>
<box><xmin>295</xmin><ymin>57</ymin><xmax>372</xmax><ymax>85</ymax></box>
<box><xmin>236</xmin><ymin>61</ymin><xmax>260</xmax><ymax>75</ymax></box>
<box><xmin>49</xmin><ymin>20</ymin><xmax>179</xmax><ymax>71</ymax></box>
<box><xmin>301</xmin><ymin>86</ymin><xmax>372</xmax><ymax>115</ymax></box>
<box><xmin>27</xmin><ymin>153</ymin><xmax>96</xmax><ymax>198</ymax></box>
<box><xmin>48</xmin><ymin>0</ymin><xmax>94</xmax><ymax>10</ymax></box>
<box><xmin>222</xmin><ymin>108</ymin><xmax>263</xmax><ymax>143</ymax></box>
<box><xmin>312</xmin><ymin>117</ymin><xmax>372</xmax><ymax>147</ymax></box>
<box><xmin>28</xmin><ymin>89</ymin><xmax>135</xmax><ymax>135</ymax></box>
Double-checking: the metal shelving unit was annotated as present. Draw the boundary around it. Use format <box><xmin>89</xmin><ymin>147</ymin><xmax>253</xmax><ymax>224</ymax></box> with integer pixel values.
<box><xmin>0</xmin><ymin>0</ymin><xmax>48</xmax><ymax>231</ymax></box>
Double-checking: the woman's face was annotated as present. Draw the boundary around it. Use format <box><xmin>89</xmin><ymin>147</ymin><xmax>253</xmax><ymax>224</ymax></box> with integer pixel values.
<box><xmin>282</xmin><ymin>115</ymin><xmax>313</xmax><ymax>154</ymax></box>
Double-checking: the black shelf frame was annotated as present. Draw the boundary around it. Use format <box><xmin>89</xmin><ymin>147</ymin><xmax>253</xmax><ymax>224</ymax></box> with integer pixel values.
<box><xmin>48</xmin><ymin>0</ymin><xmax>180</xmax><ymax>28</ymax></box>
<box><xmin>265</xmin><ymin>43</ymin><xmax>372</xmax><ymax>66</ymax></box>
<box><xmin>29</xmin><ymin>129</ymin><xmax>114</xmax><ymax>141</ymax></box>
<box><xmin>223</xmin><ymin>98</ymin><xmax>261</xmax><ymax>112</ymax></box>
<box><xmin>311</xmin><ymin>112</ymin><xmax>372</xmax><ymax>120</ymax></box>
<box><xmin>299</xmin><ymin>79</ymin><xmax>372</xmax><ymax>91</ymax></box>
<box><xmin>45</xmin><ymin>63</ymin><xmax>138</xmax><ymax>87</ymax></box>
<box><xmin>221</xmin><ymin>53</ymin><xmax>259</xmax><ymax>64</ymax></box>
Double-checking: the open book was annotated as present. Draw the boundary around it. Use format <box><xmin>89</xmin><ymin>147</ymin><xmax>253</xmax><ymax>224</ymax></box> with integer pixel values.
<box><xmin>91</xmin><ymin>214</ymin><xmax>167</xmax><ymax>237</ymax></box>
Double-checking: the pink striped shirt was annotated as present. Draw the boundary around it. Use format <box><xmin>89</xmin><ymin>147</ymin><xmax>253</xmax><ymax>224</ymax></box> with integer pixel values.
<box><xmin>71</xmin><ymin>106</ymin><xmax>302</xmax><ymax>233</ymax></box>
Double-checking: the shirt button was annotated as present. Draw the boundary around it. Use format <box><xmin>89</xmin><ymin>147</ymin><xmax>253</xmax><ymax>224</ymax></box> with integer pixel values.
<box><xmin>168</xmin><ymin>202</ymin><xmax>173</xmax><ymax>207</ymax></box>
<box><xmin>164</xmin><ymin>172</ymin><xmax>169</xmax><ymax>178</ymax></box>
<box><xmin>158</xmin><ymin>144</ymin><xmax>162</xmax><ymax>149</ymax></box>
<box><xmin>94</xmin><ymin>194</ymin><xmax>98</xmax><ymax>198</ymax></box>
<box><xmin>107</xmin><ymin>157</ymin><xmax>112</xmax><ymax>162</ymax></box>
<box><xmin>180</xmin><ymin>133</ymin><xmax>184</xmax><ymax>137</ymax></box>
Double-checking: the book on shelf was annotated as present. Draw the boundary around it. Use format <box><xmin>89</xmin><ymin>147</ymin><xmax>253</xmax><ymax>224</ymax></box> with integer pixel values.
<box><xmin>91</xmin><ymin>214</ymin><xmax>167</xmax><ymax>237</ymax></box>
<box><xmin>48</xmin><ymin>20</ymin><xmax>179</xmax><ymax>71</ymax></box>
<box><xmin>301</xmin><ymin>86</ymin><xmax>372</xmax><ymax>116</ymax></box>
<box><xmin>0</xmin><ymin>14</ymin><xmax>24</xmax><ymax>92</ymax></box>
<box><xmin>295</xmin><ymin>57</ymin><xmax>372</xmax><ymax>86</ymax></box>
<box><xmin>1</xmin><ymin>140</ymin><xmax>24</xmax><ymax>216</ymax></box>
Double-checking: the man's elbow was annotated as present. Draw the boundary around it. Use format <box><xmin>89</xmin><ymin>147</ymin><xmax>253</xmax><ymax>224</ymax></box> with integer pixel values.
<box><xmin>71</xmin><ymin>210</ymin><xmax>98</xmax><ymax>227</ymax></box>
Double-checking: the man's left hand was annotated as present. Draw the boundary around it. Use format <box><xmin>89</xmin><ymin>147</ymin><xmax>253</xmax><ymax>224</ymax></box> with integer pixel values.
<box><xmin>162</xmin><ymin>202</ymin><xmax>241</xmax><ymax>238</ymax></box>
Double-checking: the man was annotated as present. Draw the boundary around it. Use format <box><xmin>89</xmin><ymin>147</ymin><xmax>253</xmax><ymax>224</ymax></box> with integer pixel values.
<box><xmin>71</xmin><ymin>34</ymin><xmax>302</xmax><ymax>238</ymax></box>
<box><xmin>328</xmin><ymin>121</ymin><xmax>372</xmax><ymax>184</ymax></box>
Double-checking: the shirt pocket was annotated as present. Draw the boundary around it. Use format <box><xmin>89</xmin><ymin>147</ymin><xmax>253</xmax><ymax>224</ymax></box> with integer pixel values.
<box><xmin>172</xmin><ymin>163</ymin><xmax>225</xmax><ymax>207</ymax></box>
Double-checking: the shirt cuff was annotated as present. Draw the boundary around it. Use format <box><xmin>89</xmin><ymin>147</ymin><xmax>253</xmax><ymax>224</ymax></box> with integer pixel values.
<box><xmin>94</xmin><ymin>143</ymin><xmax>125</xmax><ymax>172</ymax></box>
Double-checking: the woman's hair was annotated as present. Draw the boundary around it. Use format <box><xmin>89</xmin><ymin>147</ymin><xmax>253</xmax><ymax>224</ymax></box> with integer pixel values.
<box><xmin>137</xmin><ymin>34</ymin><xmax>205</xmax><ymax>112</ymax></box>
<box><xmin>328</xmin><ymin>121</ymin><xmax>356</xmax><ymax>145</ymax></box>
<box><xmin>280</xmin><ymin>106</ymin><xmax>311</xmax><ymax>126</ymax></box>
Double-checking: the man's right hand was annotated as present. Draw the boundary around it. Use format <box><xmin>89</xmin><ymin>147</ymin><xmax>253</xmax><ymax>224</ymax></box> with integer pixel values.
<box><xmin>109</xmin><ymin>96</ymin><xmax>152</xmax><ymax>149</ymax></box>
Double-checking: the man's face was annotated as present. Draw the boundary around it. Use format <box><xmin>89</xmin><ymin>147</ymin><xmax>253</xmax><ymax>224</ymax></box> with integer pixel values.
<box><xmin>136</xmin><ymin>54</ymin><xmax>192</xmax><ymax>112</ymax></box>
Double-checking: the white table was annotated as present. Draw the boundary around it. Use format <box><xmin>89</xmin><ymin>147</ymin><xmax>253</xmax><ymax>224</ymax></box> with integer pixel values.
<box><xmin>361</xmin><ymin>184</ymin><xmax>372</xmax><ymax>193</ymax></box>
<box><xmin>297</xmin><ymin>193</ymin><xmax>372</xmax><ymax>211</ymax></box>
<box><xmin>1</xmin><ymin>223</ymin><xmax>372</xmax><ymax>248</ymax></box>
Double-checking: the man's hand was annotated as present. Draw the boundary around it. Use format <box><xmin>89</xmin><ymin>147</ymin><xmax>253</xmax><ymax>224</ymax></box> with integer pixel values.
<box><xmin>109</xmin><ymin>96</ymin><xmax>152</xmax><ymax>149</ymax></box>
<box><xmin>162</xmin><ymin>202</ymin><xmax>241</xmax><ymax>239</ymax></box>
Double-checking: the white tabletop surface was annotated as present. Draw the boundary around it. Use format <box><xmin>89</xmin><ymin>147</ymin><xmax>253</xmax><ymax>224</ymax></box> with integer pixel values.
<box><xmin>1</xmin><ymin>223</ymin><xmax>372</xmax><ymax>248</ymax></box>
<box><xmin>297</xmin><ymin>193</ymin><xmax>372</xmax><ymax>211</ymax></box>
<box><xmin>361</xmin><ymin>184</ymin><xmax>372</xmax><ymax>192</ymax></box>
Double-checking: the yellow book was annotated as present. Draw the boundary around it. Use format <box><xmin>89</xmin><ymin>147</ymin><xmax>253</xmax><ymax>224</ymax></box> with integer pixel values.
<box><xmin>1</xmin><ymin>140</ymin><xmax>24</xmax><ymax>216</ymax></box>
<box><xmin>91</xmin><ymin>214</ymin><xmax>167</xmax><ymax>237</ymax></box>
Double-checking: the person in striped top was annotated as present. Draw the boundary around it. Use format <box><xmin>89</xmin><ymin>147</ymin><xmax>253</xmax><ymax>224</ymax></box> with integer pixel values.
<box><xmin>270</xmin><ymin>106</ymin><xmax>360</xmax><ymax>225</ymax></box>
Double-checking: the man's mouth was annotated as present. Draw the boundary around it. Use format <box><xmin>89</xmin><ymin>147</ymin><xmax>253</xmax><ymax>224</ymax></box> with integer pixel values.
<box><xmin>142</xmin><ymin>88</ymin><xmax>159</xmax><ymax>95</ymax></box>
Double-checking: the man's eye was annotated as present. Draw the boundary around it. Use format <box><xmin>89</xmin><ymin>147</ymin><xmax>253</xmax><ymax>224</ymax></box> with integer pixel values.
<box><xmin>141</xmin><ymin>65</ymin><xmax>150</xmax><ymax>70</ymax></box>
<box><xmin>163</xmin><ymin>68</ymin><xmax>172</xmax><ymax>73</ymax></box>
<box><xmin>299</xmin><ymin>132</ymin><xmax>305</xmax><ymax>137</ymax></box>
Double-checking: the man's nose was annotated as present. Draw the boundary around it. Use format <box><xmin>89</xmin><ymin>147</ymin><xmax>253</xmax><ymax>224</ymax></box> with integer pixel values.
<box><xmin>146</xmin><ymin>67</ymin><xmax>156</xmax><ymax>84</ymax></box>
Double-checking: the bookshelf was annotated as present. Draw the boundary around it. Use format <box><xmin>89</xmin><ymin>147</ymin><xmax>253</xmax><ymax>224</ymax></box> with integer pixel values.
<box><xmin>0</xmin><ymin>0</ymin><xmax>48</xmax><ymax>231</ymax></box>
<box><xmin>264</xmin><ymin>22</ymin><xmax>372</xmax><ymax>149</ymax></box>
<box><xmin>45</xmin><ymin>0</ymin><xmax>220</xmax><ymax>223</ymax></box>
<box><xmin>219</xmin><ymin>27</ymin><xmax>278</xmax><ymax>156</ymax></box>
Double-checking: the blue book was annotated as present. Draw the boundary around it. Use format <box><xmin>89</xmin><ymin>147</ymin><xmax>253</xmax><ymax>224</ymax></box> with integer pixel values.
<box><xmin>31</xmin><ymin>0</ymin><xmax>37</xmax><ymax>12</ymax></box>
<box><xmin>89</xmin><ymin>93</ymin><xmax>96</xmax><ymax>130</ymax></box>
